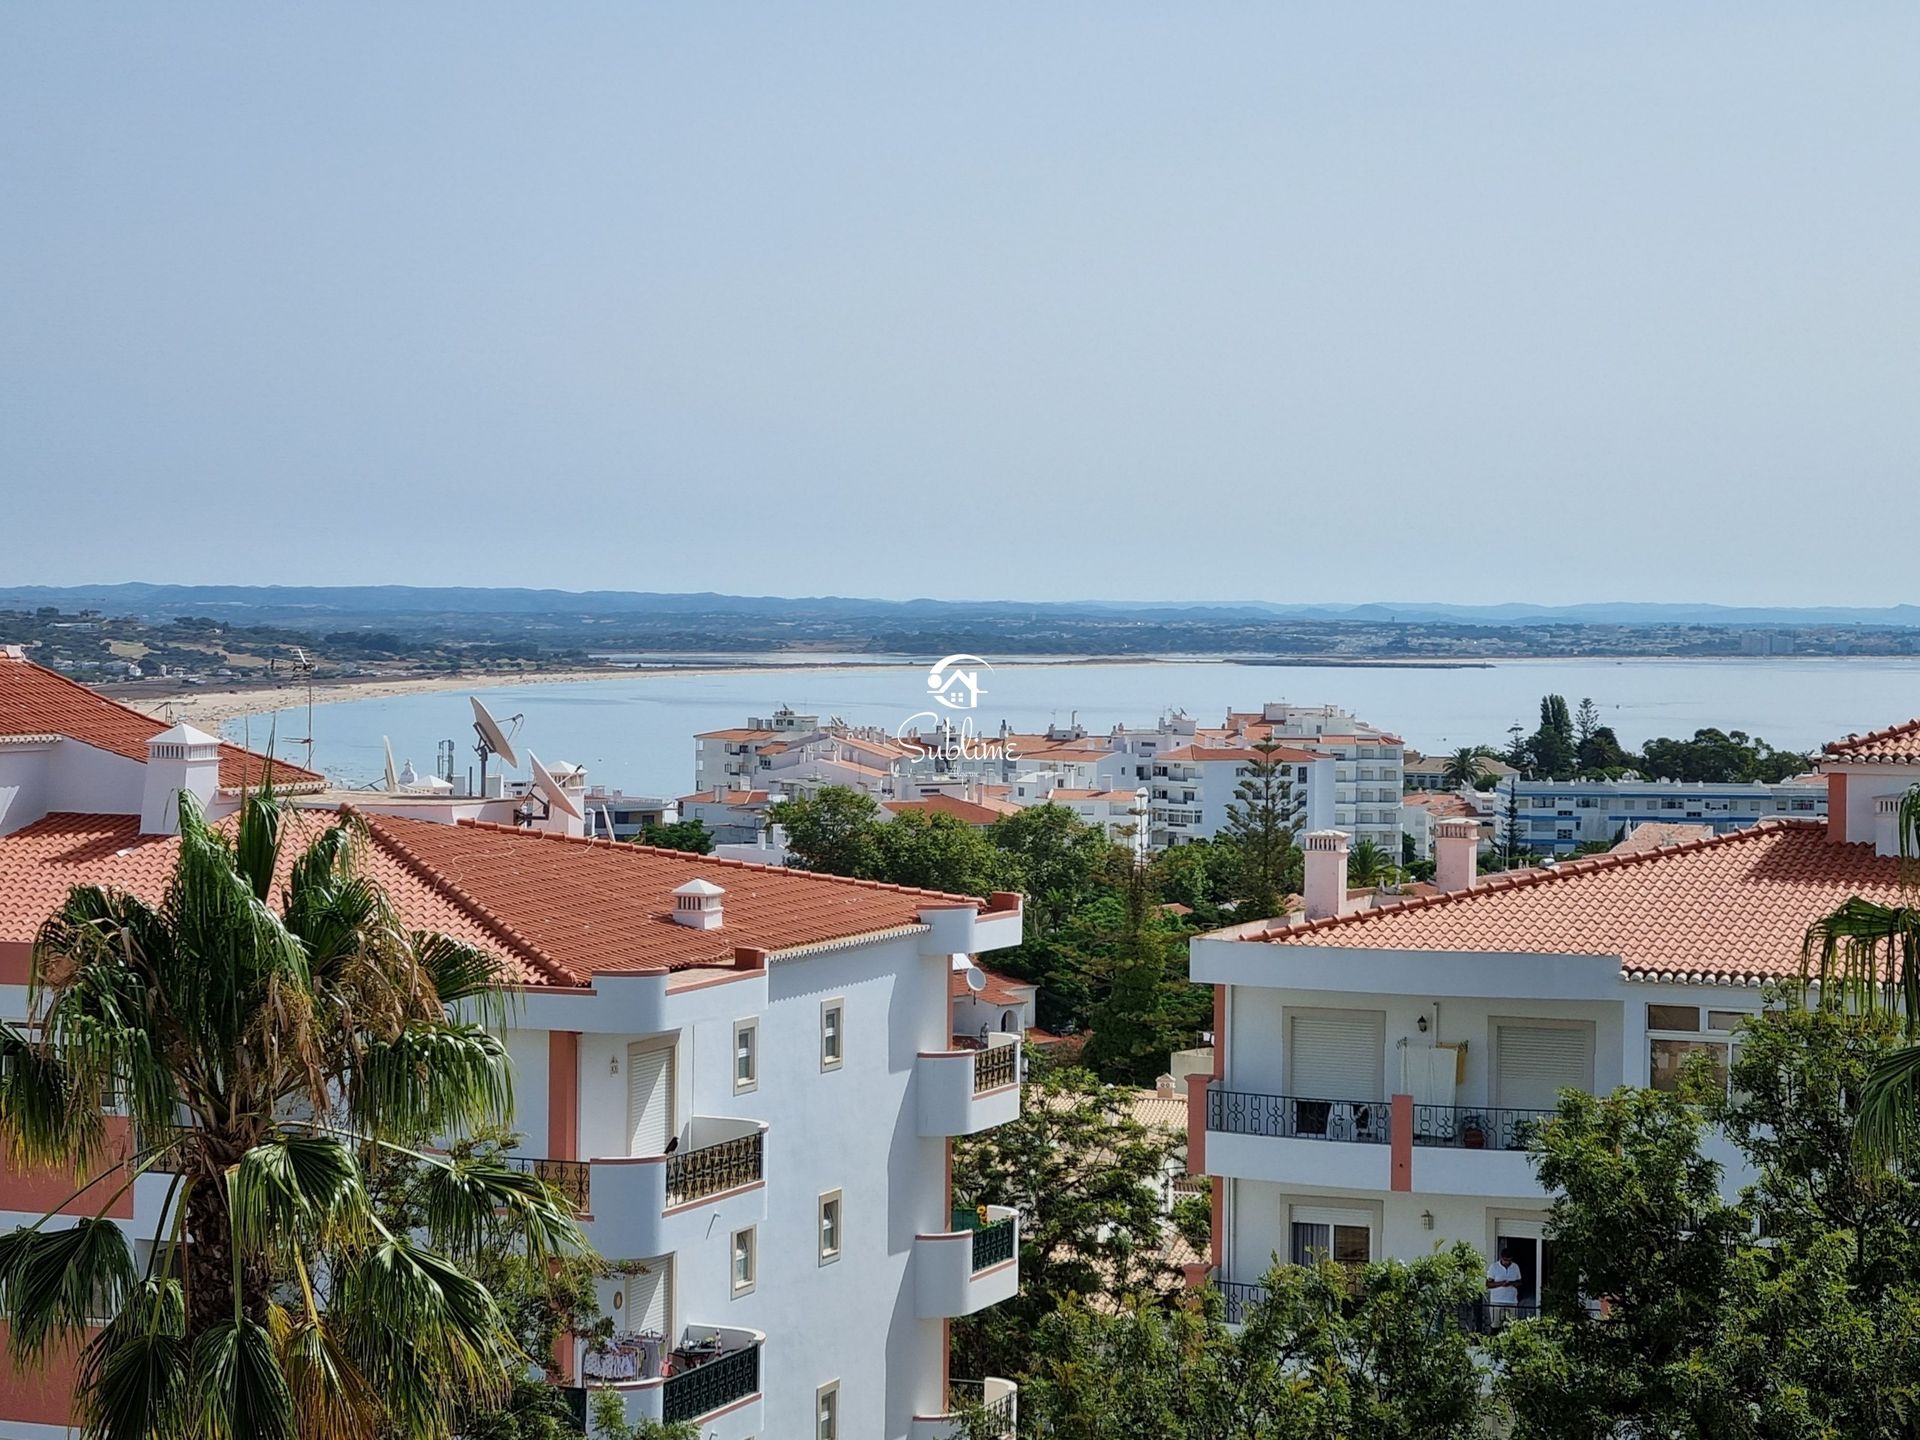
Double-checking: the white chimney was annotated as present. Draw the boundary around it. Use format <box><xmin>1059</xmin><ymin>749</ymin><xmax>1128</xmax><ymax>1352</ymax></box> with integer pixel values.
<box><xmin>1434</xmin><ymin>818</ymin><xmax>1480</xmax><ymax>894</ymax></box>
<box><xmin>1302</xmin><ymin>830</ymin><xmax>1351</xmax><ymax>921</ymax></box>
<box><xmin>140</xmin><ymin>722</ymin><xmax>222</xmax><ymax>835</ymax></box>
<box><xmin>671</xmin><ymin>878</ymin><xmax>726</xmax><ymax>930</ymax></box>
<box><xmin>1873</xmin><ymin>794</ymin><xmax>1904</xmax><ymax>859</ymax></box>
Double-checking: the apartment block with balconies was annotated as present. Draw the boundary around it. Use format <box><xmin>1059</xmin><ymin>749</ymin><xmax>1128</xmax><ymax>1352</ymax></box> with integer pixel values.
<box><xmin>0</xmin><ymin>657</ymin><xmax>1027</xmax><ymax>1440</ymax></box>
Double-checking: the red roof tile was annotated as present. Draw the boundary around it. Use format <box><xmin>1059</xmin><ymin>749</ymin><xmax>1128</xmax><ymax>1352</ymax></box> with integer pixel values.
<box><xmin>950</xmin><ymin>964</ymin><xmax>1034</xmax><ymax>1006</ymax></box>
<box><xmin>1611</xmin><ymin>821</ymin><xmax>1715</xmax><ymax>855</ymax></box>
<box><xmin>1158</xmin><ymin>745</ymin><xmax>1324</xmax><ymax>765</ymax></box>
<box><xmin>1823</xmin><ymin>718</ymin><xmax>1920</xmax><ymax>764</ymax></box>
<box><xmin>1261</xmin><ymin>820</ymin><xmax>1901</xmax><ymax>983</ymax></box>
<box><xmin>0</xmin><ymin>656</ymin><xmax>320</xmax><ymax>792</ymax></box>
<box><xmin>882</xmin><ymin>793</ymin><xmax>1020</xmax><ymax>825</ymax></box>
<box><xmin>0</xmin><ymin>808</ymin><xmax>982</xmax><ymax>987</ymax></box>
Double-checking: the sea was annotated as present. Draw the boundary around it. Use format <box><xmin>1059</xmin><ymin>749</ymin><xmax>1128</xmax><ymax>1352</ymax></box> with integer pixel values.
<box><xmin>220</xmin><ymin>655</ymin><xmax>1920</xmax><ymax>800</ymax></box>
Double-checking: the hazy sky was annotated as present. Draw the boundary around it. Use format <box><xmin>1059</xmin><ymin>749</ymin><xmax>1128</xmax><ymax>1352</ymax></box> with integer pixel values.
<box><xmin>4</xmin><ymin>6</ymin><xmax>1915</xmax><ymax>604</ymax></box>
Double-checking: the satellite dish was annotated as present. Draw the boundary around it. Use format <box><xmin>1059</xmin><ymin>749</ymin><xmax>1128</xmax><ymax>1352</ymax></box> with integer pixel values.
<box><xmin>468</xmin><ymin>695</ymin><xmax>522</xmax><ymax>771</ymax></box>
<box><xmin>383</xmin><ymin>736</ymin><xmax>399</xmax><ymax>792</ymax></box>
<box><xmin>964</xmin><ymin>966</ymin><xmax>988</xmax><ymax>994</ymax></box>
<box><xmin>528</xmin><ymin>752</ymin><xmax>583</xmax><ymax>819</ymax></box>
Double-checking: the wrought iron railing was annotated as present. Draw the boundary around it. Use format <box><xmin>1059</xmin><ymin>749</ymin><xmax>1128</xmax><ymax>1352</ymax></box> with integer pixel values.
<box><xmin>971</xmin><ymin>1216</ymin><xmax>1016</xmax><ymax>1272</ymax></box>
<box><xmin>974</xmin><ymin>1042</ymin><xmax>1018</xmax><ymax>1094</ymax></box>
<box><xmin>665</xmin><ymin>1131</ymin><xmax>763</xmax><ymax>1208</ymax></box>
<box><xmin>1450</xmin><ymin>1298</ymin><xmax>1542</xmax><ymax>1333</ymax></box>
<box><xmin>947</xmin><ymin>1380</ymin><xmax>1016</xmax><ymax>1437</ymax></box>
<box><xmin>661</xmin><ymin>1339</ymin><xmax>760</xmax><ymax>1422</ymax></box>
<box><xmin>1407</xmin><ymin>1105</ymin><xmax>1554</xmax><ymax>1152</ymax></box>
<box><xmin>1204</xmin><ymin>1089</ymin><xmax>1389</xmax><ymax>1143</ymax></box>
<box><xmin>510</xmin><ymin>1156</ymin><xmax>591</xmax><ymax>1213</ymax></box>
<box><xmin>1218</xmin><ymin>1279</ymin><xmax>1269</xmax><ymax>1325</ymax></box>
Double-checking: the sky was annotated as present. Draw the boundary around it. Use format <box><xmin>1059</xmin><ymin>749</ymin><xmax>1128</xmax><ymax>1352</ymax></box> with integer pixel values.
<box><xmin>2</xmin><ymin>5</ymin><xmax>1916</xmax><ymax>605</ymax></box>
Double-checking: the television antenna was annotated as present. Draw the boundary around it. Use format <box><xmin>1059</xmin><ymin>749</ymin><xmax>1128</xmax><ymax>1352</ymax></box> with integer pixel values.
<box><xmin>515</xmin><ymin>752</ymin><xmax>584</xmax><ymax>827</ymax></box>
<box><xmin>286</xmin><ymin>647</ymin><xmax>317</xmax><ymax>773</ymax></box>
<box><xmin>469</xmin><ymin>697</ymin><xmax>523</xmax><ymax>792</ymax></box>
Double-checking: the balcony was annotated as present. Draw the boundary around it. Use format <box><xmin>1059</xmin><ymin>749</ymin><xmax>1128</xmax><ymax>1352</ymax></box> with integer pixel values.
<box><xmin>516</xmin><ymin>1119</ymin><xmax>768</xmax><ymax>1258</ymax></box>
<box><xmin>571</xmin><ymin>1325</ymin><xmax>763</xmax><ymax>1436</ymax></box>
<box><xmin>916</xmin><ymin>1205</ymin><xmax>1020</xmax><ymax>1318</ymax></box>
<box><xmin>1408</xmin><ymin>1104</ymin><xmax>1552</xmax><ymax>1152</ymax></box>
<box><xmin>918</xmin><ymin>1034</ymin><xmax>1022</xmax><ymax>1137</ymax></box>
<box><xmin>910</xmin><ymin>1378</ymin><xmax>1018</xmax><ymax>1439</ymax></box>
<box><xmin>1202</xmin><ymin>1088</ymin><xmax>1391</xmax><ymax>1189</ymax></box>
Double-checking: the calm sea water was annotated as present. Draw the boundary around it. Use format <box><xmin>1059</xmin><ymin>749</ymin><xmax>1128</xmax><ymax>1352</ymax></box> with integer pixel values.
<box><xmin>221</xmin><ymin>656</ymin><xmax>1920</xmax><ymax>798</ymax></box>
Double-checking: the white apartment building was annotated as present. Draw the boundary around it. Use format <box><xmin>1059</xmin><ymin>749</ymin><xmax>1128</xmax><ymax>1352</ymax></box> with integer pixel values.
<box><xmin>1185</xmin><ymin>716</ymin><xmax>1920</xmax><ymax>1324</ymax></box>
<box><xmin>1499</xmin><ymin>775</ymin><xmax>1827</xmax><ymax>856</ymax></box>
<box><xmin>693</xmin><ymin>706</ymin><xmax>821</xmax><ymax>793</ymax></box>
<box><xmin>1148</xmin><ymin>744</ymin><xmax>1335</xmax><ymax>850</ymax></box>
<box><xmin>1006</xmin><ymin>775</ymin><xmax>1146</xmax><ymax>847</ymax></box>
<box><xmin>0</xmin><ymin>653</ymin><xmax>1026</xmax><ymax>1440</ymax></box>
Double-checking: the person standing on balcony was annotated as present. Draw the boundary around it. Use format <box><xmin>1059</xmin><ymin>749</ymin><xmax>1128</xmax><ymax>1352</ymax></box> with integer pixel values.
<box><xmin>1485</xmin><ymin>1246</ymin><xmax>1522</xmax><ymax>1320</ymax></box>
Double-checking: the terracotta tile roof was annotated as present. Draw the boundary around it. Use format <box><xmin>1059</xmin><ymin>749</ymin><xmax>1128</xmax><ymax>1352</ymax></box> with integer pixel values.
<box><xmin>1612</xmin><ymin>821</ymin><xmax>1715</xmax><ymax>855</ymax></box>
<box><xmin>0</xmin><ymin>655</ymin><xmax>321</xmax><ymax>792</ymax></box>
<box><xmin>1260</xmin><ymin>820</ymin><xmax>1903</xmax><ymax>984</ymax></box>
<box><xmin>678</xmin><ymin>790</ymin><xmax>772</xmax><ymax>806</ymax></box>
<box><xmin>1402</xmin><ymin>794</ymin><xmax>1480</xmax><ymax>816</ymax></box>
<box><xmin>694</xmin><ymin>728</ymin><xmax>782</xmax><ymax>742</ymax></box>
<box><xmin>950</xmin><ymin>964</ymin><xmax>1034</xmax><ymax>1006</ymax></box>
<box><xmin>1823</xmin><ymin>719</ymin><xmax>1920</xmax><ymax>765</ymax></box>
<box><xmin>883</xmin><ymin>793</ymin><xmax>1020</xmax><ymax>825</ymax></box>
<box><xmin>0</xmin><ymin>808</ymin><xmax>982</xmax><ymax>987</ymax></box>
<box><xmin>1042</xmin><ymin>788</ymin><xmax>1137</xmax><ymax>803</ymax></box>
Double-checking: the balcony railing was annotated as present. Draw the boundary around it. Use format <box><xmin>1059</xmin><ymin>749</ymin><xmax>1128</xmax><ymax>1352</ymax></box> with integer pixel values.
<box><xmin>947</xmin><ymin>1380</ymin><xmax>1016</xmax><ymax>1437</ymax></box>
<box><xmin>1218</xmin><ymin>1279</ymin><xmax>1269</xmax><ymax>1325</ymax></box>
<box><xmin>665</xmin><ymin>1131</ymin><xmax>764</xmax><ymax>1208</ymax></box>
<box><xmin>1408</xmin><ymin>1105</ymin><xmax>1554</xmax><ymax>1152</ymax></box>
<box><xmin>971</xmin><ymin>1216</ymin><xmax>1016</xmax><ymax>1272</ymax></box>
<box><xmin>974</xmin><ymin>1042</ymin><xmax>1018</xmax><ymax>1094</ymax></box>
<box><xmin>1205</xmin><ymin>1089</ymin><xmax>1389</xmax><ymax>1144</ymax></box>
<box><xmin>662</xmin><ymin>1336</ymin><xmax>761</xmax><ymax>1422</ymax></box>
<box><xmin>510</xmin><ymin>1156</ymin><xmax>591</xmax><ymax>1213</ymax></box>
<box><xmin>1450</xmin><ymin>1298</ymin><xmax>1542</xmax><ymax>1333</ymax></box>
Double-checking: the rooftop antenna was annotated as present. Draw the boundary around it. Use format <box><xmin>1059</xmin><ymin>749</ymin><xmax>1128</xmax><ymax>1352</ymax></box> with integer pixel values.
<box><xmin>287</xmin><ymin>646</ymin><xmax>317</xmax><ymax>773</ymax></box>
<box><xmin>517</xmin><ymin>752</ymin><xmax>584</xmax><ymax>827</ymax></box>
<box><xmin>470</xmin><ymin>697</ymin><xmax>523</xmax><ymax>794</ymax></box>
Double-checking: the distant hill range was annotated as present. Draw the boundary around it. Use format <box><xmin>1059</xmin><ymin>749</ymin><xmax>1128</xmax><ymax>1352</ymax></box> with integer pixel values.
<box><xmin>4</xmin><ymin>583</ymin><xmax>1918</xmax><ymax>630</ymax></box>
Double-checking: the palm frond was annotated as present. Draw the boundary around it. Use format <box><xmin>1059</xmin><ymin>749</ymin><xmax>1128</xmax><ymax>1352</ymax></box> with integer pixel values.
<box><xmin>1802</xmin><ymin>898</ymin><xmax>1920</xmax><ymax>1036</ymax></box>
<box><xmin>75</xmin><ymin>1278</ymin><xmax>188</xmax><ymax>1440</ymax></box>
<box><xmin>268</xmin><ymin>1302</ymin><xmax>382</xmax><ymax>1440</ymax></box>
<box><xmin>187</xmin><ymin>1317</ymin><xmax>294</xmax><ymax>1440</ymax></box>
<box><xmin>0</xmin><ymin>1217</ymin><xmax>135</xmax><ymax>1365</ymax></box>
<box><xmin>0</xmin><ymin>1017</ymin><xmax>105</xmax><ymax>1168</ymax></box>
<box><xmin>231</xmin><ymin>786</ymin><xmax>286</xmax><ymax>906</ymax></box>
<box><xmin>408</xmin><ymin>1153</ymin><xmax>583</xmax><ymax>1263</ymax></box>
<box><xmin>231</xmin><ymin>1137</ymin><xmax>368</xmax><ymax>1258</ymax></box>
<box><xmin>350</xmin><ymin>1022</ymin><xmax>512</xmax><ymax>1140</ymax></box>
<box><xmin>1857</xmin><ymin>1041</ymin><xmax>1920</xmax><ymax>1160</ymax></box>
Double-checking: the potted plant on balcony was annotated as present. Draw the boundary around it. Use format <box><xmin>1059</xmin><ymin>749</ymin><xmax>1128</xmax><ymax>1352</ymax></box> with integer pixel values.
<box><xmin>1460</xmin><ymin>1113</ymin><xmax>1488</xmax><ymax>1149</ymax></box>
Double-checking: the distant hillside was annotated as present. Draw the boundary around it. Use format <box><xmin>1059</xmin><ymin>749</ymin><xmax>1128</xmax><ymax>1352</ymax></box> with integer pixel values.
<box><xmin>4</xmin><ymin>583</ymin><xmax>1918</xmax><ymax>630</ymax></box>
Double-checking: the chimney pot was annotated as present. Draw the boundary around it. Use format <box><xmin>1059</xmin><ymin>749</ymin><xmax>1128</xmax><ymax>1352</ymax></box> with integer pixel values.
<box><xmin>1434</xmin><ymin>818</ymin><xmax>1480</xmax><ymax>894</ymax></box>
<box><xmin>1302</xmin><ymin>830</ymin><xmax>1351</xmax><ymax>921</ymax></box>
<box><xmin>671</xmin><ymin>877</ymin><xmax>726</xmax><ymax>930</ymax></box>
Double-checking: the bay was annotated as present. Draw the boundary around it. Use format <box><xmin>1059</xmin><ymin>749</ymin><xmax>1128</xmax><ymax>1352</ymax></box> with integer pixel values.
<box><xmin>221</xmin><ymin>656</ymin><xmax>1920</xmax><ymax>799</ymax></box>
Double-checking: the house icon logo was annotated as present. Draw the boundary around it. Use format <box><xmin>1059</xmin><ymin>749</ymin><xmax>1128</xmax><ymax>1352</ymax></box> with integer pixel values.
<box><xmin>926</xmin><ymin>654</ymin><xmax>990</xmax><ymax>710</ymax></box>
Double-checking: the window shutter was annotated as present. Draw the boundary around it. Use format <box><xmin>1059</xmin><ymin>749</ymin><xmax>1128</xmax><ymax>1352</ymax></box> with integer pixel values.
<box><xmin>1289</xmin><ymin>1014</ymin><xmax>1385</xmax><ymax>1100</ymax></box>
<box><xmin>626</xmin><ymin>1043</ymin><xmax>674</xmax><ymax>1156</ymax></box>
<box><xmin>1494</xmin><ymin>1025</ymin><xmax>1592</xmax><ymax>1111</ymax></box>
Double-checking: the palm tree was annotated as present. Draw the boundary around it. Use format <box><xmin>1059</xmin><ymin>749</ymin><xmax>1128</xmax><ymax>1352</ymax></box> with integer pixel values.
<box><xmin>0</xmin><ymin>787</ymin><xmax>583</xmax><ymax>1440</ymax></box>
<box><xmin>1346</xmin><ymin>838</ymin><xmax>1400</xmax><ymax>889</ymax></box>
<box><xmin>1441</xmin><ymin>746</ymin><xmax>1493</xmax><ymax>788</ymax></box>
<box><xmin>1803</xmin><ymin>783</ymin><xmax>1920</xmax><ymax>1159</ymax></box>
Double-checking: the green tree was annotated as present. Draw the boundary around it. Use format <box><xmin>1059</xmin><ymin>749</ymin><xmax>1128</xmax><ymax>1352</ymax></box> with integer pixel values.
<box><xmin>1574</xmin><ymin>725</ymin><xmax>1629</xmax><ymax>776</ymax></box>
<box><xmin>1345</xmin><ymin>838</ymin><xmax>1399</xmax><ymax>889</ymax></box>
<box><xmin>767</xmin><ymin>785</ymin><xmax>882</xmax><ymax>876</ymax></box>
<box><xmin>0</xmin><ymin>789</ymin><xmax>583</xmax><ymax>1440</ymax></box>
<box><xmin>1440</xmin><ymin>746</ymin><xmax>1492</xmax><ymax>788</ymax></box>
<box><xmin>1221</xmin><ymin>741</ymin><xmax>1302</xmax><ymax>920</ymax></box>
<box><xmin>1527</xmin><ymin>695</ymin><xmax>1576</xmax><ymax>779</ymax></box>
<box><xmin>1573</xmin><ymin>697</ymin><xmax>1599</xmax><ymax>749</ymax></box>
<box><xmin>1148</xmin><ymin>839</ymin><xmax>1239</xmax><ymax>925</ymax></box>
<box><xmin>586</xmin><ymin>1389</ymin><xmax>697</xmax><ymax>1440</ymax></box>
<box><xmin>633</xmin><ymin>818</ymin><xmax>713</xmax><ymax>855</ymax></box>
<box><xmin>950</xmin><ymin>1067</ymin><xmax>1180</xmax><ymax>1384</ymax></box>
<box><xmin>1080</xmin><ymin>860</ymin><xmax>1204</xmax><ymax>1084</ymax></box>
<box><xmin>1022</xmin><ymin>1252</ymin><xmax>1485</xmax><ymax>1440</ymax></box>
<box><xmin>1497</xmin><ymin>776</ymin><xmax>1533</xmax><ymax>871</ymax></box>
<box><xmin>987</xmin><ymin>804</ymin><xmax>1117</xmax><ymax>941</ymax></box>
<box><xmin>1639</xmin><ymin>728</ymin><xmax>1810</xmax><ymax>784</ymax></box>
<box><xmin>870</xmin><ymin>809</ymin><xmax>1013</xmax><ymax>896</ymax></box>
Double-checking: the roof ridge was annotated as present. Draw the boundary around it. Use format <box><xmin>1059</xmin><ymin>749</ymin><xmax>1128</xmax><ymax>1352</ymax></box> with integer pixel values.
<box><xmin>447</xmin><ymin>815</ymin><xmax>975</xmax><ymax>905</ymax></box>
<box><xmin>1825</xmin><ymin>717</ymin><xmax>1920</xmax><ymax>755</ymax></box>
<box><xmin>351</xmin><ymin>808</ymin><xmax>583</xmax><ymax>987</ymax></box>
<box><xmin>1268</xmin><ymin>818</ymin><xmax>1828</xmax><ymax>942</ymax></box>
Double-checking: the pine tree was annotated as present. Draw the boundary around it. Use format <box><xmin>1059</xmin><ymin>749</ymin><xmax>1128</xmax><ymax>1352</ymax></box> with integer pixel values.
<box><xmin>1222</xmin><ymin>740</ymin><xmax>1304</xmax><ymax>919</ymax></box>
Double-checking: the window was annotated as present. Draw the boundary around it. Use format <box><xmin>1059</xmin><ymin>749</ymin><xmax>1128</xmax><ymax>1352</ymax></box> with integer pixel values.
<box><xmin>731</xmin><ymin>1226</ymin><xmax>756</xmax><ymax>1294</ymax></box>
<box><xmin>821</xmin><ymin>999</ymin><xmax>844</xmax><ymax>1071</ymax></box>
<box><xmin>818</xmin><ymin>1190</ymin><xmax>843</xmax><ymax>1263</ymax></box>
<box><xmin>816</xmin><ymin>1381</ymin><xmax>840</xmax><ymax>1440</ymax></box>
<box><xmin>1647</xmin><ymin>1004</ymin><xmax>1751</xmax><ymax>1092</ymax></box>
<box><xmin>733</xmin><ymin>1019</ymin><xmax>758</xmax><ymax>1093</ymax></box>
